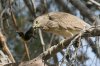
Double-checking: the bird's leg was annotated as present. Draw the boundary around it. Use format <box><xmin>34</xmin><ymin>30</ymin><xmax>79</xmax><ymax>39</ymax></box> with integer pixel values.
<box><xmin>48</xmin><ymin>34</ymin><xmax>55</xmax><ymax>48</ymax></box>
<box><xmin>60</xmin><ymin>39</ymin><xmax>66</xmax><ymax>47</ymax></box>
<box><xmin>60</xmin><ymin>30</ymin><xmax>74</xmax><ymax>47</ymax></box>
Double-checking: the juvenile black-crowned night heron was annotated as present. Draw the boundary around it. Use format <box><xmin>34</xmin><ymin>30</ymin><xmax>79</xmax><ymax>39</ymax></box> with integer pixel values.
<box><xmin>33</xmin><ymin>12</ymin><xmax>90</xmax><ymax>39</ymax></box>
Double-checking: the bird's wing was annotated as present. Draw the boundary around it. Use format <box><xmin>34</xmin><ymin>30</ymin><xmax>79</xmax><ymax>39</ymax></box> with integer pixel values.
<box><xmin>48</xmin><ymin>12</ymin><xmax>89</xmax><ymax>31</ymax></box>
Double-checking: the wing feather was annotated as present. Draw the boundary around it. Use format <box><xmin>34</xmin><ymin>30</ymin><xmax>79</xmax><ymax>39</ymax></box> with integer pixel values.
<box><xmin>47</xmin><ymin>12</ymin><xmax>90</xmax><ymax>31</ymax></box>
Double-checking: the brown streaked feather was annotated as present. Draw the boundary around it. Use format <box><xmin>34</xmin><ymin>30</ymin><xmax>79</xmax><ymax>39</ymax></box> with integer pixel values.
<box><xmin>46</xmin><ymin>12</ymin><xmax>90</xmax><ymax>30</ymax></box>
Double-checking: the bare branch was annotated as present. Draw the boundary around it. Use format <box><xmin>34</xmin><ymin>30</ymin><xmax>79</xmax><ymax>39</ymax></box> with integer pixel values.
<box><xmin>38</xmin><ymin>29</ymin><xmax>45</xmax><ymax>52</ymax></box>
<box><xmin>70</xmin><ymin>0</ymin><xmax>100</xmax><ymax>24</ymax></box>
<box><xmin>0</xmin><ymin>30</ymin><xmax>15</xmax><ymax>63</ymax></box>
<box><xmin>55</xmin><ymin>0</ymin><xmax>74</xmax><ymax>14</ymax></box>
<box><xmin>23</xmin><ymin>41</ymin><xmax>30</xmax><ymax>60</ymax></box>
<box><xmin>23</xmin><ymin>0</ymin><xmax>36</xmax><ymax>18</ymax></box>
<box><xmin>90</xmin><ymin>0</ymin><xmax>100</xmax><ymax>7</ymax></box>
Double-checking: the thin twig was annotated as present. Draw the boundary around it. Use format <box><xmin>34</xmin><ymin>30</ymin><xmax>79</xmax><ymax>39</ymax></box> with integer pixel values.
<box><xmin>10</xmin><ymin>7</ymin><xmax>19</xmax><ymax>31</ymax></box>
<box><xmin>23</xmin><ymin>40</ymin><xmax>30</xmax><ymax>60</ymax></box>
<box><xmin>30</xmin><ymin>0</ymin><xmax>36</xmax><ymax>18</ymax></box>
<box><xmin>0</xmin><ymin>8</ymin><xmax>8</xmax><ymax>33</ymax></box>
<box><xmin>38</xmin><ymin>29</ymin><xmax>45</xmax><ymax>52</ymax></box>
<box><xmin>90</xmin><ymin>0</ymin><xmax>100</xmax><ymax>7</ymax></box>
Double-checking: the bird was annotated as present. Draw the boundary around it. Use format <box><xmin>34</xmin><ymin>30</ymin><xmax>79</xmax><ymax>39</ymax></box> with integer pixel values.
<box><xmin>33</xmin><ymin>12</ymin><xmax>91</xmax><ymax>39</ymax></box>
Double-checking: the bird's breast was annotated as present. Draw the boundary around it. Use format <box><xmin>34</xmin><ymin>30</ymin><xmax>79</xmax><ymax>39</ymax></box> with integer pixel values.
<box><xmin>44</xmin><ymin>28</ymin><xmax>80</xmax><ymax>38</ymax></box>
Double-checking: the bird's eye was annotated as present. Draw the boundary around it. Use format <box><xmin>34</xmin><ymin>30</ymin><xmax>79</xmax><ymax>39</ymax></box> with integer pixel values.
<box><xmin>36</xmin><ymin>21</ymin><xmax>38</xmax><ymax>24</ymax></box>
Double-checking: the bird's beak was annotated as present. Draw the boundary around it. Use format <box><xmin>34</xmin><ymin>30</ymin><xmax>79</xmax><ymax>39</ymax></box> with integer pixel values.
<box><xmin>33</xmin><ymin>26</ymin><xmax>41</xmax><ymax>32</ymax></box>
<box><xmin>33</xmin><ymin>25</ymin><xmax>42</xmax><ymax>30</ymax></box>
<box><xmin>33</xmin><ymin>26</ymin><xmax>37</xmax><ymax>31</ymax></box>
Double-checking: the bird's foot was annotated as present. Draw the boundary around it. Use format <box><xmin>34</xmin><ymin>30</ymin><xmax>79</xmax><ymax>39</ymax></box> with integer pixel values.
<box><xmin>60</xmin><ymin>39</ymin><xmax>66</xmax><ymax>47</ymax></box>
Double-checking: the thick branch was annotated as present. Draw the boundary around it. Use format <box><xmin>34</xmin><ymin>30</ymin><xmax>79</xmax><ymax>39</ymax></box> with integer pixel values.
<box><xmin>54</xmin><ymin>0</ymin><xmax>74</xmax><ymax>14</ymax></box>
<box><xmin>90</xmin><ymin>0</ymin><xmax>100</xmax><ymax>7</ymax></box>
<box><xmin>70</xmin><ymin>0</ymin><xmax>100</xmax><ymax>24</ymax></box>
<box><xmin>23</xmin><ymin>0</ymin><xmax>36</xmax><ymax>18</ymax></box>
<box><xmin>0</xmin><ymin>31</ymin><xmax>15</xmax><ymax>64</ymax></box>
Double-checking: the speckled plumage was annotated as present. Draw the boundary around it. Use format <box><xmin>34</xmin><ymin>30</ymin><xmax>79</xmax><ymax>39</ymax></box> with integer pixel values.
<box><xmin>33</xmin><ymin>12</ymin><xmax>90</xmax><ymax>38</ymax></box>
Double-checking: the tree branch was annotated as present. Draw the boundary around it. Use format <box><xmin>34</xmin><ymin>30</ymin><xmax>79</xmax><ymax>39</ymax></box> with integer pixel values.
<box><xmin>0</xmin><ymin>31</ymin><xmax>15</xmax><ymax>64</ymax></box>
<box><xmin>70</xmin><ymin>0</ymin><xmax>100</xmax><ymax>24</ymax></box>
<box><xmin>23</xmin><ymin>0</ymin><xmax>36</xmax><ymax>18</ymax></box>
<box><xmin>90</xmin><ymin>0</ymin><xmax>100</xmax><ymax>7</ymax></box>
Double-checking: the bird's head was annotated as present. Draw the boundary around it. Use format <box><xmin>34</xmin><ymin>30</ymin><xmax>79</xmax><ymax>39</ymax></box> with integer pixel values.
<box><xmin>33</xmin><ymin>15</ymin><xmax>50</xmax><ymax>30</ymax></box>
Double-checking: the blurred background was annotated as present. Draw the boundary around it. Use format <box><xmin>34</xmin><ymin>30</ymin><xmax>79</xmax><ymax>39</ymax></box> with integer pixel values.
<box><xmin>0</xmin><ymin>0</ymin><xmax>100</xmax><ymax>66</ymax></box>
